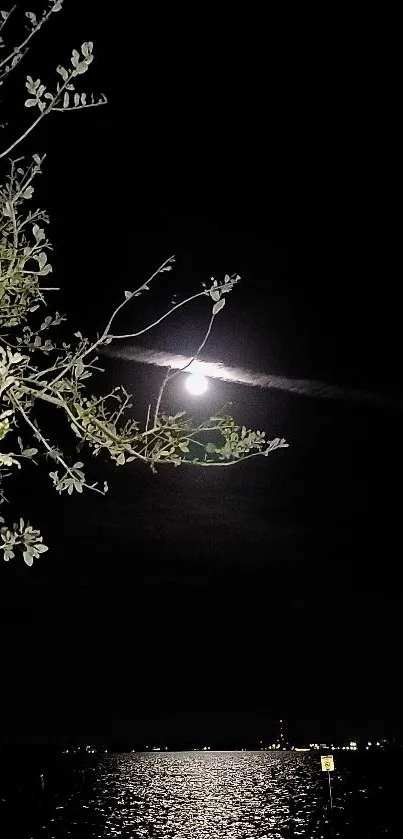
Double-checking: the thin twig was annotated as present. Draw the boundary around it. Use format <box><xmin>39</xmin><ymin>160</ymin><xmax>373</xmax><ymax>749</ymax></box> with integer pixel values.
<box><xmin>11</xmin><ymin>395</ymin><xmax>105</xmax><ymax>494</ymax></box>
<box><xmin>144</xmin><ymin>403</ymin><xmax>151</xmax><ymax>459</ymax></box>
<box><xmin>52</xmin><ymin>97</ymin><xmax>107</xmax><ymax>112</ymax></box>
<box><xmin>0</xmin><ymin>2</ymin><xmax>61</xmax><ymax>78</ymax></box>
<box><xmin>109</xmin><ymin>289</ymin><xmax>207</xmax><ymax>341</ymax></box>
<box><xmin>39</xmin><ymin>256</ymin><xmax>176</xmax><ymax>393</ymax></box>
<box><xmin>0</xmin><ymin>111</ymin><xmax>47</xmax><ymax>161</ymax></box>
<box><xmin>151</xmin><ymin>310</ymin><xmax>216</xmax><ymax>428</ymax></box>
<box><xmin>167</xmin><ymin>310</ymin><xmax>215</xmax><ymax>384</ymax></box>
<box><xmin>0</xmin><ymin>4</ymin><xmax>17</xmax><ymax>36</ymax></box>
<box><xmin>184</xmin><ymin>451</ymin><xmax>270</xmax><ymax>467</ymax></box>
<box><xmin>32</xmin><ymin>387</ymin><xmax>147</xmax><ymax>459</ymax></box>
<box><xmin>0</xmin><ymin>67</ymin><xmax>75</xmax><ymax>161</ymax></box>
<box><xmin>153</xmin><ymin>366</ymin><xmax>171</xmax><ymax>426</ymax></box>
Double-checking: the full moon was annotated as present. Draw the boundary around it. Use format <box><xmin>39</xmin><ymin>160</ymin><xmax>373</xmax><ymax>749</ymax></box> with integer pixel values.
<box><xmin>185</xmin><ymin>373</ymin><xmax>208</xmax><ymax>395</ymax></box>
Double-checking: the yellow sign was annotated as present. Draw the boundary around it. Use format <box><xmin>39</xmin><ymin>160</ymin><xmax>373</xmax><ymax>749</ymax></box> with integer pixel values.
<box><xmin>321</xmin><ymin>755</ymin><xmax>334</xmax><ymax>772</ymax></box>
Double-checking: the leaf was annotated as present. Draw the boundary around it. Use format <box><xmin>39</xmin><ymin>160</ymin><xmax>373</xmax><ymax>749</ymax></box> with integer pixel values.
<box><xmin>35</xmin><ymin>543</ymin><xmax>48</xmax><ymax>554</ymax></box>
<box><xmin>210</xmin><ymin>288</ymin><xmax>220</xmax><ymax>302</ymax></box>
<box><xmin>75</xmin><ymin>62</ymin><xmax>88</xmax><ymax>75</ymax></box>
<box><xmin>124</xmin><ymin>290</ymin><xmax>133</xmax><ymax>299</ymax></box>
<box><xmin>75</xmin><ymin>360</ymin><xmax>84</xmax><ymax>378</ymax></box>
<box><xmin>56</xmin><ymin>65</ymin><xmax>69</xmax><ymax>81</ymax></box>
<box><xmin>22</xmin><ymin>448</ymin><xmax>38</xmax><ymax>458</ymax></box>
<box><xmin>23</xmin><ymin>551</ymin><xmax>34</xmax><ymax>567</ymax></box>
<box><xmin>33</xmin><ymin>224</ymin><xmax>45</xmax><ymax>241</ymax></box>
<box><xmin>25</xmin><ymin>98</ymin><xmax>38</xmax><ymax>108</ymax></box>
<box><xmin>22</xmin><ymin>186</ymin><xmax>34</xmax><ymax>199</ymax></box>
<box><xmin>63</xmin><ymin>92</ymin><xmax>69</xmax><ymax>108</ymax></box>
<box><xmin>0</xmin><ymin>454</ymin><xmax>20</xmax><ymax>468</ymax></box>
<box><xmin>81</xmin><ymin>42</ymin><xmax>93</xmax><ymax>58</ymax></box>
<box><xmin>74</xmin><ymin>93</ymin><xmax>80</xmax><ymax>107</ymax></box>
<box><xmin>116</xmin><ymin>453</ymin><xmax>125</xmax><ymax>465</ymax></box>
<box><xmin>37</xmin><ymin>251</ymin><xmax>47</xmax><ymax>269</ymax></box>
<box><xmin>52</xmin><ymin>0</ymin><xmax>63</xmax><ymax>11</ymax></box>
<box><xmin>212</xmin><ymin>298</ymin><xmax>226</xmax><ymax>315</ymax></box>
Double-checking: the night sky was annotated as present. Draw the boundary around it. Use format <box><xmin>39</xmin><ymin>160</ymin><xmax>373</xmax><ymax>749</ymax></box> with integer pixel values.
<box><xmin>1</xmin><ymin>6</ymin><xmax>402</xmax><ymax>747</ymax></box>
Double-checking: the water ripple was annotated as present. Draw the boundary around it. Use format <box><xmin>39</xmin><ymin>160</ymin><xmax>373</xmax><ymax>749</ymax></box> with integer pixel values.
<box><xmin>0</xmin><ymin>750</ymin><xmax>400</xmax><ymax>837</ymax></box>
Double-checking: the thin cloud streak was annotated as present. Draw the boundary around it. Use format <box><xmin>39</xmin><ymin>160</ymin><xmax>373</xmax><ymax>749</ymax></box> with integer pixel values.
<box><xmin>100</xmin><ymin>345</ymin><xmax>399</xmax><ymax>410</ymax></box>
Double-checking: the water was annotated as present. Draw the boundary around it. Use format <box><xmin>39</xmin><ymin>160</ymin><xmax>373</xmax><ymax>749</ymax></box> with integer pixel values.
<box><xmin>0</xmin><ymin>750</ymin><xmax>401</xmax><ymax>837</ymax></box>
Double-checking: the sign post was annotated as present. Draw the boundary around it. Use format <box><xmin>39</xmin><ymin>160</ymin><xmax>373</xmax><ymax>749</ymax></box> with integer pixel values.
<box><xmin>321</xmin><ymin>754</ymin><xmax>334</xmax><ymax>810</ymax></box>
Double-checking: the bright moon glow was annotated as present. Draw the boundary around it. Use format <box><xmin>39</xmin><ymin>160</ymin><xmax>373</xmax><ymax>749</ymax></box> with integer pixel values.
<box><xmin>185</xmin><ymin>373</ymin><xmax>208</xmax><ymax>395</ymax></box>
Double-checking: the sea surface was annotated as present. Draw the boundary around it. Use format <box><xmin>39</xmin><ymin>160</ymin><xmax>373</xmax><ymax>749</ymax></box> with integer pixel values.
<box><xmin>0</xmin><ymin>750</ymin><xmax>400</xmax><ymax>837</ymax></box>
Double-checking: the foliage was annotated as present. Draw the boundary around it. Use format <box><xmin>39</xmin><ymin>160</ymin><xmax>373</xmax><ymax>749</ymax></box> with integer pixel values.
<box><xmin>0</xmin><ymin>3</ymin><xmax>288</xmax><ymax>565</ymax></box>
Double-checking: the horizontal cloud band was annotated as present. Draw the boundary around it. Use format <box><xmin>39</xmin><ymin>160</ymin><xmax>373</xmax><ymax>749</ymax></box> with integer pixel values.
<box><xmin>100</xmin><ymin>344</ymin><xmax>399</xmax><ymax>410</ymax></box>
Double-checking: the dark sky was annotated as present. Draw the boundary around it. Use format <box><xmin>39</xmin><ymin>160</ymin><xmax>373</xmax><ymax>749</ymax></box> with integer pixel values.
<box><xmin>0</xmin><ymin>6</ymin><xmax>402</xmax><ymax>747</ymax></box>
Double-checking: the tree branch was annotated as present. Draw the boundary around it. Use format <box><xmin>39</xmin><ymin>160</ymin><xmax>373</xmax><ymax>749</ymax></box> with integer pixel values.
<box><xmin>0</xmin><ymin>66</ymin><xmax>75</xmax><ymax>160</ymax></box>
<box><xmin>38</xmin><ymin>256</ymin><xmax>176</xmax><ymax>392</ymax></box>
<box><xmin>11</xmin><ymin>395</ymin><xmax>106</xmax><ymax>493</ymax></box>
<box><xmin>0</xmin><ymin>5</ymin><xmax>17</xmax><ymax>37</ymax></box>
<box><xmin>51</xmin><ymin>97</ymin><xmax>107</xmax><ymax>112</ymax></box>
<box><xmin>0</xmin><ymin>2</ymin><xmax>62</xmax><ymax>81</ymax></box>
<box><xmin>109</xmin><ymin>289</ymin><xmax>208</xmax><ymax>341</ymax></box>
<box><xmin>152</xmin><ymin>310</ymin><xmax>216</xmax><ymax>427</ymax></box>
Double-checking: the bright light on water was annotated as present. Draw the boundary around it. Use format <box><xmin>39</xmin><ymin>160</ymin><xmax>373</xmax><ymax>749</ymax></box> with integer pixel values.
<box><xmin>186</xmin><ymin>373</ymin><xmax>208</xmax><ymax>395</ymax></box>
<box><xmin>2</xmin><ymin>751</ymin><xmax>398</xmax><ymax>836</ymax></box>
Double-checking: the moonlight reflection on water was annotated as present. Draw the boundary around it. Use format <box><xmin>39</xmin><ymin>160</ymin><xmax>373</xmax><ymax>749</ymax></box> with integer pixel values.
<box><xmin>63</xmin><ymin>751</ymin><xmax>327</xmax><ymax>838</ymax></box>
<box><xmin>0</xmin><ymin>750</ymin><xmax>399</xmax><ymax>837</ymax></box>
<box><xmin>109</xmin><ymin>751</ymin><xmax>324</xmax><ymax>837</ymax></box>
